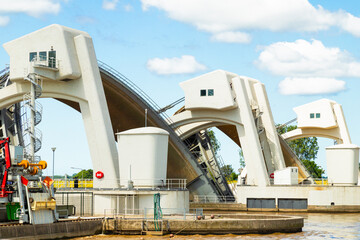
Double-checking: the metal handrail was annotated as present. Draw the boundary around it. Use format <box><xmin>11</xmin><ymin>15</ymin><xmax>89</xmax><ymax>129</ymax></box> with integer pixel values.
<box><xmin>30</xmin><ymin>55</ymin><xmax>58</xmax><ymax>69</ymax></box>
<box><xmin>97</xmin><ymin>60</ymin><xmax>162</xmax><ymax>113</ymax></box>
<box><xmin>97</xmin><ymin>60</ymin><xmax>186</xmax><ymax>138</ymax></box>
<box><xmin>191</xmin><ymin>195</ymin><xmax>237</xmax><ymax>203</ymax></box>
<box><xmin>53</xmin><ymin>178</ymin><xmax>187</xmax><ymax>190</ymax></box>
<box><xmin>0</xmin><ymin>67</ymin><xmax>10</xmax><ymax>89</ymax></box>
<box><xmin>0</xmin><ymin>66</ymin><xmax>9</xmax><ymax>76</ymax></box>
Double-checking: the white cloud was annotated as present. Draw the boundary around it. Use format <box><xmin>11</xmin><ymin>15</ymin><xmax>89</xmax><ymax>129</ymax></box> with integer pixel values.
<box><xmin>0</xmin><ymin>16</ymin><xmax>9</xmax><ymax>26</ymax></box>
<box><xmin>257</xmin><ymin>39</ymin><xmax>359</xmax><ymax>95</ymax></box>
<box><xmin>211</xmin><ymin>31</ymin><xmax>251</xmax><ymax>44</ymax></box>
<box><xmin>141</xmin><ymin>0</ymin><xmax>360</xmax><ymax>40</ymax></box>
<box><xmin>124</xmin><ymin>4</ymin><xmax>133</xmax><ymax>12</ymax></box>
<box><xmin>338</xmin><ymin>12</ymin><xmax>360</xmax><ymax>37</ymax></box>
<box><xmin>257</xmin><ymin>39</ymin><xmax>360</xmax><ymax>78</ymax></box>
<box><xmin>102</xmin><ymin>0</ymin><xmax>119</xmax><ymax>10</ymax></box>
<box><xmin>279</xmin><ymin>77</ymin><xmax>346</xmax><ymax>95</ymax></box>
<box><xmin>147</xmin><ymin>55</ymin><xmax>207</xmax><ymax>75</ymax></box>
<box><xmin>0</xmin><ymin>0</ymin><xmax>60</xmax><ymax>17</ymax></box>
<box><xmin>76</xmin><ymin>16</ymin><xmax>96</xmax><ymax>25</ymax></box>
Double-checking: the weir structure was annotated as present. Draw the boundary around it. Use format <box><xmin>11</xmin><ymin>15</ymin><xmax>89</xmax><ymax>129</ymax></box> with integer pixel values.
<box><xmin>0</xmin><ymin>25</ymin><xmax>222</xmax><ymax>200</ymax></box>
<box><xmin>0</xmin><ymin>25</ymin><xmax>359</xmax><ymax>214</ymax></box>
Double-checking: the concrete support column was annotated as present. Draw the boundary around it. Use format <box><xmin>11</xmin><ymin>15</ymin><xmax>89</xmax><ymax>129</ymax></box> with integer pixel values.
<box><xmin>333</xmin><ymin>104</ymin><xmax>351</xmax><ymax>144</ymax></box>
<box><xmin>232</xmin><ymin>77</ymin><xmax>269</xmax><ymax>186</ymax></box>
<box><xmin>74</xmin><ymin>35</ymin><xmax>119</xmax><ymax>188</ymax></box>
<box><xmin>254</xmin><ymin>83</ymin><xmax>286</xmax><ymax>170</ymax></box>
<box><xmin>258</xmin><ymin>131</ymin><xmax>275</xmax><ymax>175</ymax></box>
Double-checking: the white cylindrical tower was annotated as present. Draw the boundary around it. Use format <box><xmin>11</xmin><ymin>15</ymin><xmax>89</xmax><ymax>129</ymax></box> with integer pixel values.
<box><xmin>116</xmin><ymin>127</ymin><xmax>169</xmax><ymax>188</ymax></box>
<box><xmin>326</xmin><ymin>144</ymin><xmax>359</xmax><ymax>186</ymax></box>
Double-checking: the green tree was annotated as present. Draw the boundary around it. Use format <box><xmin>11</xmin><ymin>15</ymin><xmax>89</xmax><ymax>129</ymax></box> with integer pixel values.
<box><xmin>73</xmin><ymin>169</ymin><xmax>93</xmax><ymax>179</ymax></box>
<box><xmin>221</xmin><ymin>164</ymin><xmax>238</xmax><ymax>181</ymax></box>
<box><xmin>239</xmin><ymin>149</ymin><xmax>245</xmax><ymax>168</ymax></box>
<box><xmin>207</xmin><ymin>129</ymin><xmax>238</xmax><ymax>181</ymax></box>
<box><xmin>207</xmin><ymin>129</ymin><xmax>221</xmax><ymax>154</ymax></box>
<box><xmin>230</xmin><ymin>172</ymin><xmax>238</xmax><ymax>181</ymax></box>
<box><xmin>277</xmin><ymin>124</ymin><xmax>324</xmax><ymax>178</ymax></box>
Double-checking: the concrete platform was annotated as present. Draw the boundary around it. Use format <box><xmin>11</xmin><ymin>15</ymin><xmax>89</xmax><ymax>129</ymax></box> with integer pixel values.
<box><xmin>56</xmin><ymin>188</ymin><xmax>189</xmax><ymax>216</ymax></box>
<box><xmin>104</xmin><ymin>214</ymin><xmax>304</xmax><ymax>235</ymax></box>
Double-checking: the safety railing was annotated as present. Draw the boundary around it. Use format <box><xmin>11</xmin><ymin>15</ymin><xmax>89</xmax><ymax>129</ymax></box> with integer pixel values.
<box><xmin>31</xmin><ymin>55</ymin><xmax>59</xmax><ymax>69</ymax></box>
<box><xmin>104</xmin><ymin>208</ymin><xmax>203</xmax><ymax>221</ymax></box>
<box><xmin>191</xmin><ymin>195</ymin><xmax>237</xmax><ymax>203</ymax></box>
<box><xmin>98</xmin><ymin>60</ymin><xmax>162</xmax><ymax>115</ymax></box>
<box><xmin>54</xmin><ymin>179</ymin><xmax>93</xmax><ymax>189</ymax></box>
<box><xmin>97</xmin><ymin>60</ymin><xmax>187</xmax><ymax>138</ymax></box>
<box><xmin>299</xmin><ymin>178</ymin><xmax>328</xmax><ymax>185</ymax></box>
<box><xmin>0</xmin><ymin>66</ymin><xmax>9</xmax><ymax>75</ymax></box>
<box><xmin>144</xmin><ymin>208</ymin><xmax>188</xmax><ymax>220</ymax></box>
<box><xmin>104</xmin><ymin>208</ymin><xmax>145</xmax><ymax>218</ymax></box>
<box><xmin>0</xmin><ymin>66</ymin><xmax>9</xmax><ymax>89</ymax></box>
<box><xmin>267</xmin><ymin>177</ymin><xmax>329</xmax><ymax>186</ymax></box>
<box><xmin>53</xmin><ymin>178</ymin><xmax>187</xmax><ymax>190</ymax></box>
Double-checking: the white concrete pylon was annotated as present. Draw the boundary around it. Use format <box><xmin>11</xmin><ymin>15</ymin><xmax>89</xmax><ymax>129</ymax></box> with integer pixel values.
<box><xmin>282</xmin><ymin>99</ymin><xmax>351</xmax><ymax>144</ymax></box>
<box><xmin>232</xmin><ymin>76</ymin><xmax>269</xmax><ymax>186</ymax></box>
<box><xmin>171</xmin><ymin>70</ymin><xmax>287</xmax><ymax>186</ymax></box>
<box><xmin>1</xmin><ymin>24</ymin><xmax>119</xmax><ymax>188</ymax></box>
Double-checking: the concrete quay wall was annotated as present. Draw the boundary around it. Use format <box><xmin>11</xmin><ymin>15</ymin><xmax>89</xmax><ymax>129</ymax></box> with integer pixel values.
<box><xmin>104</xmin><ymin>214</ymin><xmax>303</xmax><ymax>235</ymax></box>
<box><xmin>190</xmin><ymin>202</ymin><xmax>360</xmax><ymax>213</ymax></box>
<box><xmin>0</xmin><ymin>219</ymin><xmax>103</xmax><ymax>239</ymax></box>
<box><xmin>235</xmin><ymin>185</ymin><xmax>360</xmax><ymax>212</ymax></box>
<box><xmin>190</xmin><ymin>203</ymin><xmax>247</xmax><ymax>212</ymax></box>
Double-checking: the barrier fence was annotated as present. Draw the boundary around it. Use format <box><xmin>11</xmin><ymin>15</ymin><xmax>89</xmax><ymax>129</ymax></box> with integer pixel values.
<box><xmin>192</xmin><ymin>195</ymin><xmax>237</xmax><ymax>203</ymax></box>
<box><xmin>53</xmin><ymin>178</ymin><xmax>187</xmax><ymax>190</ymax></box>
<box><xmin>103</xmin><ymin>208</ymin><xmax>203</xmax><ymax>221</ymax></box>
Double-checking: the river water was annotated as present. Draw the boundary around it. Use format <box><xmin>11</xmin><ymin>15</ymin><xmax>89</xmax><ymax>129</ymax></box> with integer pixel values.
<box><xmin>72</xmin><ymin>213</ymin><xmax>360</xmax><ymax>239</ymax></box>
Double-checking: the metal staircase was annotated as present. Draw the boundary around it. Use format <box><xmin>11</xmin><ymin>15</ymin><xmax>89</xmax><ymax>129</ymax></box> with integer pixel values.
<box><xmin>22</xmin><ymin>73</ymin><xmax>43</xmax><ymax>161</ymax></box>
<box><xmin>0</xmin><ymin>67</ymin><xmax>24</xmax><ymax>147</ymax></box>
<box><xmin>184</xmin><ymin>131</ymin><xmax>236</xmax><ymax>201</ymax></box>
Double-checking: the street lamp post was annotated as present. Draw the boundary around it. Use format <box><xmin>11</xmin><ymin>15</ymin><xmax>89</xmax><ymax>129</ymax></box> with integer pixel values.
<box><xmin>51</xmin><ymin>147</ymin><xmax>56</xmax><ymax>180</ymax></box>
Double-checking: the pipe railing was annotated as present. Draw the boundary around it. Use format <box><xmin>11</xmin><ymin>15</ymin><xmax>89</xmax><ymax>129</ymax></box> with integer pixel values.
<box><xmin>53</xmin><ymin>178</ymin><xmax>187</xmax><ymax>190</ymax></box>
<box><xmin>191</xmin><ymin>195</ymin><xmax>237</xmax><ymax>203</ymax></box>
<box><xmin>97</xmin><ymin>60</ymin><xmax>187</xmax><ymax>138</ymax></box>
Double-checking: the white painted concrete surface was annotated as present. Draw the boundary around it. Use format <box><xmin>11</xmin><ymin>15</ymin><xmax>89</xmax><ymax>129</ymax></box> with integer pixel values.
<box><xmin>2</xmin><ymin>24</ymin><xmax>119</xmax><ymax>188</ymax></box>
<box><xmin>326</xmin><ymin>144</ymin><xmax>359</xmax><ymax>185</ymax></box>
<box><xmin>236</xmin><ymin>185</ymin><xmax>360</xmax><ymax>206</ymax></box>
<box><xmin>93</xmin><ymin>190</ymin><xmax>189</xmax><ymax>215</ymax></box>
<box><xmin>116</xmin><ymin>127</ymin><xmax>169</xmax><ymax>187</ymax></box>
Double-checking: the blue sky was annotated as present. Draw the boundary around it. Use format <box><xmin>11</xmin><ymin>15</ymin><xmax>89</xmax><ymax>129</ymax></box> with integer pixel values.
<box><xmin>0</xmin><ymin>0</ymin><xmax>360</xmax><ymax>177</ymax></box>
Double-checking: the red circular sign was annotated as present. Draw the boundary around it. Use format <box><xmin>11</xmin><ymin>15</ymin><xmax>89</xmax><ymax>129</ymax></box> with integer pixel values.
<box><xmin>270</xmin><ymin>173</ymin><xmax>274</xmax><ymax>179</ymax></box>
<box><xmin>95</xmin><ymin>171</ymin><xmax>104</xmax><ymax>179</ymax></box>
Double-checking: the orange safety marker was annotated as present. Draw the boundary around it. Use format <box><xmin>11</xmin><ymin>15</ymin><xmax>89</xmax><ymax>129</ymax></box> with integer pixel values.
<box><xmin>43</xmin><ymin>176</ymin><xmax>54</xmax><ymax>188</ymax></box>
